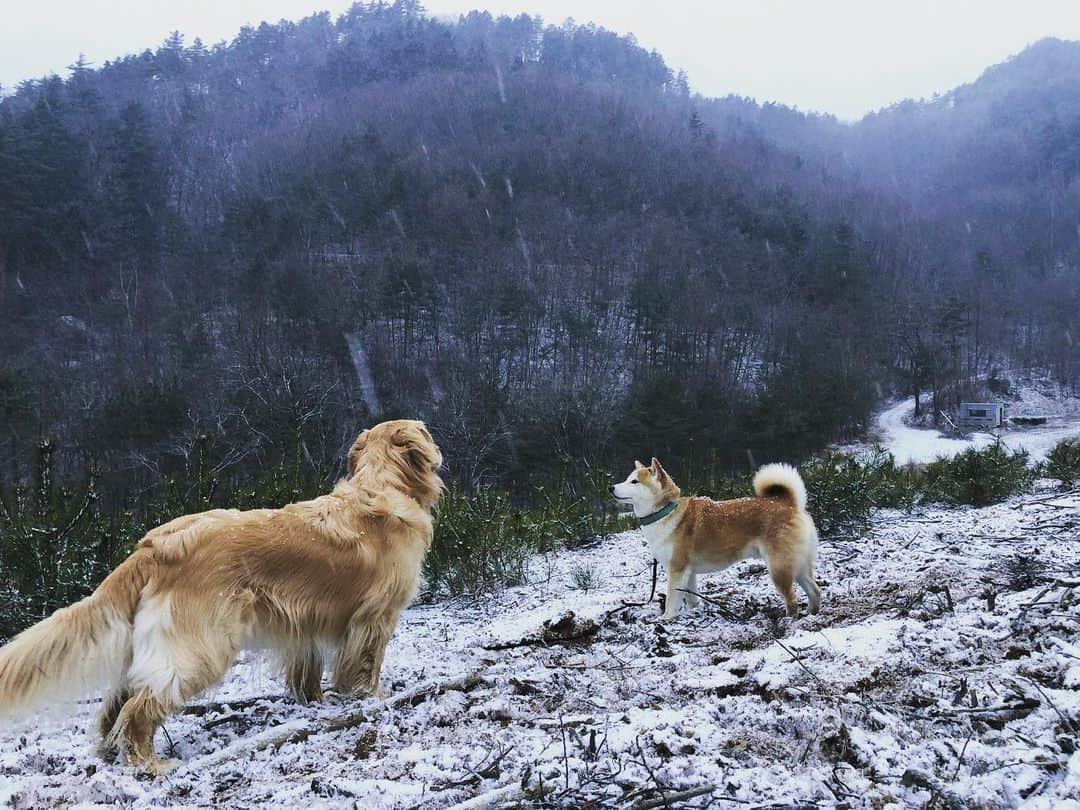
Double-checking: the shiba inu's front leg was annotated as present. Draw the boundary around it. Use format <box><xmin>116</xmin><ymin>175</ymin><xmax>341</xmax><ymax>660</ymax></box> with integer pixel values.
<box><xmin>663</xmin><ymin>566</ymin><xmax>692</xmax><ymax>619</ymax></box>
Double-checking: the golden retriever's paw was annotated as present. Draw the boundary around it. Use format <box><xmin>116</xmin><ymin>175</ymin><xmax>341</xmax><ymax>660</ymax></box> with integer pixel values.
<box><xmin>133</xmin><ymin>756</ymin><xmax>182</xmax><ymax>779</ymax></box>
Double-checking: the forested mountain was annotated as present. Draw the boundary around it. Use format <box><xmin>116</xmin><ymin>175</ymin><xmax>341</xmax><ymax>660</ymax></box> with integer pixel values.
<box><xmin>0</xmin><ymin>2</ymin><xmax>1076</xmax><ymax>501</ymax></box>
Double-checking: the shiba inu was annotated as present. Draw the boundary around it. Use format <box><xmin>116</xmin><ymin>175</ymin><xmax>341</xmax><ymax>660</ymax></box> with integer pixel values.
<box><xmin>0</xmin><ymin>420</ymin><xmax>443</xmax><ymax>774</ymax></box>
<box><xmin>611</xmin><ymin>459</ymin><xmax>821</xmax><ymax>619</ymax></box>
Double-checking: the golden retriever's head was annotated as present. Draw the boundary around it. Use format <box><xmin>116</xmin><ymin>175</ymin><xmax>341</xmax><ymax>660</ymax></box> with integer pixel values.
<box><xmin>347</xmin><ymin>419</ymin><xmax>444</xmax><ymax>510</ymax></box>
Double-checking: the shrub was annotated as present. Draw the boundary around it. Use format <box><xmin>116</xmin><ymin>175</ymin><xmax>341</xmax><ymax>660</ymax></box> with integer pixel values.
<box><xmin>426</xmin><ymin>472</ymin><xmax>633</xmax><ymax>598</ymax></box>
<box><xmin>534</xmin><ymin>467</ymin><xmax>634</xmax><ymax>550</ymax></box>
<box><xmin>0</xmin><ymin>442</ymin><xmax>126</xmax><ymax>640</ymax></box>
<box><xmin>1044</xmin><ymin>439</ymin><xmax>1080</xmax><ymax>489</ymax></box>
<box><xmin>923</xmin><ymin>442</ymin><xmax>1034</xmax><ymax>506</ymax></box>
<box><xmin>1002</xmin><ymin>552</ymin><xmax>1048</xmax><ymax>592</ymax></box>
<box><xmin>0</xmin><ymin>438</ymin><xmax>330</xmax><ymax>641</ymax></box>
<box><xmin>570</xmin><ymin>564</ymin><xmax>598</xmax><ymax>592</ymax></box>
<box><xmin>426</xmin><ymin>485</ymin><xmax>542</xmax><ymax>597</ymax></box>
<box><xmin>800</xmin><ymin>448</ymin><xmax>919</xmax><ymax>538</ymax></box>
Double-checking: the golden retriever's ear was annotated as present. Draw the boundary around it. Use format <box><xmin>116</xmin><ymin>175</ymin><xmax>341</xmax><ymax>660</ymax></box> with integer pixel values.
<box><xmin>392</xmin><ymin>423</ymin><xmax>438</xmax><ymax>477</ymax></box>
<box><xmin>346</xmin><ymin>430</ymin><xmax>369</xmax><ymax>476</ymax></box>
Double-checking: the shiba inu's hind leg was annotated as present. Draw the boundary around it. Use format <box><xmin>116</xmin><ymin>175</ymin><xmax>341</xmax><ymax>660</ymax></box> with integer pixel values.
<box><xmin>685</xmin><ymin>571</ymin><xmax>701</xmax><ymax>607</ymax></box>
<box><xmin>768</xmin><ymin>564</ymin><xmax>800</xmax><ymax>618</ymax></box>
<box><xmin>796</xmin><ymin>518</ymin><xmax>821</xmax><ymax>614</ymax></box>
<box><xmin>797</xmin><ymin>565</ymin><xmax>822</xmax><ymax>615</ymax></box>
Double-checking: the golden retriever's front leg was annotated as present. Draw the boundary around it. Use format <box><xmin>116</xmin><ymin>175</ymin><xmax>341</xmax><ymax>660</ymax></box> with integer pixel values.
<box><xmin>283</xmin><ymin>640</ymin><xmax>324</xmax><ymax>704</ymax></box>
<box><xmin>332</xmin><ymin>610</ymin><xmax>400</xmax><ymax>698</ymax></box>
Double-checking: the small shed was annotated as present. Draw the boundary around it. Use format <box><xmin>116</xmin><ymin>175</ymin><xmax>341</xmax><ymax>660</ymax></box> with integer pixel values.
<box><xmin>958</xmin><ymin>402</ymin><xmax>1005</xmax><ymax>430</ymax></box>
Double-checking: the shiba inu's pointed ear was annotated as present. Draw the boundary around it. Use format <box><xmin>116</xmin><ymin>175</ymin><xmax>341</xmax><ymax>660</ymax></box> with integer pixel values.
<box><xmin>651</xmin><ymin>458</ymin><xmax>680</xmax><ymax>499</ymax></box>
<box><xmin>634</xmin><ymin>459</ymin><xmax>646</xmax><ymax>470</ymax></box>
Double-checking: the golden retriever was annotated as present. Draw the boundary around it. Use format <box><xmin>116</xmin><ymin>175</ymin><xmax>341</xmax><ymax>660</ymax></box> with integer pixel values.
<box><xmin>0</xmin><ymin>419</ymin><xmax>443</xmax><ymax>774</ymax></box>
<box><xmin>611</xmin><ymin>459</ymin><xmax>821</xmax><ymax>619</ymax></box>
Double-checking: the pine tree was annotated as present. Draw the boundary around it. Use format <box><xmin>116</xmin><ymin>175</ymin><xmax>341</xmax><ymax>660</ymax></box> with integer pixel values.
<box><xmin>104</xmin><ymin>101</ymin><xmax>165</xmax><ymax>268</ymax></box>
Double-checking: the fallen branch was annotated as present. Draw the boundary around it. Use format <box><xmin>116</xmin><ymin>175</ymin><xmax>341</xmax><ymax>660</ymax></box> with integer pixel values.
<box><xmin>1012</xmin><ymin>494</ymin><xmax>1078</xmax><ymax>510</ymax></box>
<box><xmin>774</xmin><ymin>638</ymin><xmax>825</xmax><ymax>685</ymax></box>
<box><xmin>186</xmin><ymin>672</ymin><xmax>489</xmax><ymax>768</ymax></box>
<box><xmin>382</xmin><ymin>671</ymin><xmax>487</xmax><ymax>712</ymax></box>
<box><xmin>183</xmin><ymin>694</ymin><xmax>283</xmax><ymax>717</ymax></box>
<box><xmin>677</xmin><ymin>588</ymin><xmax>753</xmax><ymax>622</ymax></box>
<box><xmin>439</xmin><ymin>745</ymin><xmax>516</xmax><ymax>789</ymax></box>
<box><xmin>927</xmin><ymin>696</ymin><xmax>1040</xmax><ymax>728</ymax></box>
<box><xmin>444</xmin><ymin>783</ymin><xmax>523</xmax><ymax>810</ymax></box>
<box><xmin>1021</xmin><ymin>579</ymin><xmax>1079</xmax><ymax>612</ymax></box>
<box><xmin>179</xmin><ymin>719</ymin><xmax>312</xmax><ymax>773</ymax></box>
<box><xmin>628</xmin><ymin>784</ymin><xmax>715</xmax><ymax>809</ymax></box>
<box><xmin>901</xmin><ymin>768</ymin><xmax>965</xmax><ymax>810</ymax></box>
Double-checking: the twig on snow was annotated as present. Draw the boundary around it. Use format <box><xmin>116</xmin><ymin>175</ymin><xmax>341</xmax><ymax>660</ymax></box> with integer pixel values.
<box><xmin>628</xmin><ymin>784</ymin><xmax>715</xmax><ymax>809</ymax></box>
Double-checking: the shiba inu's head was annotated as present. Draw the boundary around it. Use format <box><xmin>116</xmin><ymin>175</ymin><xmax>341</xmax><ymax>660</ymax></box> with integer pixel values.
<box><xmin>610</xmin><ymin>458</ymin><xmax>681</xmax><ymax>516</ymax></box>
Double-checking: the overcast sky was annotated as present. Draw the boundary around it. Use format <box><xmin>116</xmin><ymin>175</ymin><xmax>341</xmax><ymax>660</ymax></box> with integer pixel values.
<box><xmin>4</xmin><ymin>1</ymin><xmax>1080</xmax><ymax>119</ymax></box>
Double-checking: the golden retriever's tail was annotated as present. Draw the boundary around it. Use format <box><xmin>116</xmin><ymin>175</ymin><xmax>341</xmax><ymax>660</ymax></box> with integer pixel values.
<box><xmin>753</xmin><ymin>463</ymin><xmax>807</xmax><ymax>511</ymax></box>
<box><xmin>0</xmin><ymin>551</ymin><xmax>152</xmax><ymax>719</ymax></box>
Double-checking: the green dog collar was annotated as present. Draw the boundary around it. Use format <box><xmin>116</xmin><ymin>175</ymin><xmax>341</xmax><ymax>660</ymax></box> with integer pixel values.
<box><xmin>639</xmin><ymin>501</ymin><xmax>678</xmax><ymax>526</ymax></box>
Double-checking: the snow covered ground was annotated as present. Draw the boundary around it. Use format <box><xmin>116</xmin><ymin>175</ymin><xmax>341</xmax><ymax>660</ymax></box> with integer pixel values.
<box><xmin>851</xmin><ymin>391</ymin><xmax>1080</xmax><ymax>466</ymax></box>
<box><xmin>1</xmin><ymin>490</ymin><xmax>1079</xmax><ymax>808</ymax></box>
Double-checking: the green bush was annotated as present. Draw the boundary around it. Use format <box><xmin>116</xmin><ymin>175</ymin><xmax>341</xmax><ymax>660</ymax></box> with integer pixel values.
<box><xmin>800</xmin><ymin>447</ymin><xmax>918</xmax><ymax>538</ymax></box>
<box><xmin>426</xmin><ymin>473</ymin><xmax>633</xmax><ymax>598</ymax></box>
<box><xmin>1044</xmin><ymin>439</ymin><xmax>1080</xmax><ymax>489</ymax></box>
<box><xmin>534</xmin><ymin>467</ymin><xmax>634</xmax><ymax>550</ymax></box>
<box><xmin>426</xmin><ymin>485</ymin><xmax>543</xmax><ymax>597</ymax></box>
<box><xmin>0</xmin><ymin>438</ymin><xmax>329</xmax><ymax>641</ymax></box>
<box><xmin>0</xmin><ymin>442</ymin><xmax>127</xmax><ymax>640</ymax></box>
<box><xmin>923</xmin><ymin>442</ymin><xmax>1034</xmax><ymax>506</ymax></box>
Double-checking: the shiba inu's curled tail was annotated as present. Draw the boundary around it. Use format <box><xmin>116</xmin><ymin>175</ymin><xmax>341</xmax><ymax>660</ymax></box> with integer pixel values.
<box><xmin>753</xmin><ymin>463</ymin><xmax>807</xmax><ymax>511</ymax></box>
<box><xmin>0</xmin><ymin>552</ymin><xmax>152</xmax><ymax>719</ymax></box>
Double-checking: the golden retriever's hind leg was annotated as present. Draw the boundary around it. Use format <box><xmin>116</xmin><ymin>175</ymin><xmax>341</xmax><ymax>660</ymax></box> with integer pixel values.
<box><xmin>107</xmin><ymin>688</ymin><xmax>177</xmax><ymax>775</ymax></box>
<box><xmin>118</xmin><ymin>591</ymin><xmax>253</xmax><ymax>774</ymax></box>
<box><xmin>97</xmin><ymin>686</ymin><xmax>131</xmax><ymax>759</ymax></box>
<box><xmin>283</xmin><ymin>641</ymin><xmax>324</xmax><ymax>704</ymax></box>
<box><xmin>333</xmin><ymin>610</ymin><xmax>401</xmax><ymax>698</ymax></box>
<box><xmin>769</xmin><ymin>566</ymin><xmax>800</xmax><ymax>618</ymax></box>
<box><xmin>797</xmin><ymin>566</ymin><xmax>822</xmax><ymax>615</ymax></box>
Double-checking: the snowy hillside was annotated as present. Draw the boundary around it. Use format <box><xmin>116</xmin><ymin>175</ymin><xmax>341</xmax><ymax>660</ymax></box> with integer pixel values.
<box><xmin>1</xmin><ymin>490</ymin><xmax>1078</xmax><ymax>808</ymax></box>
